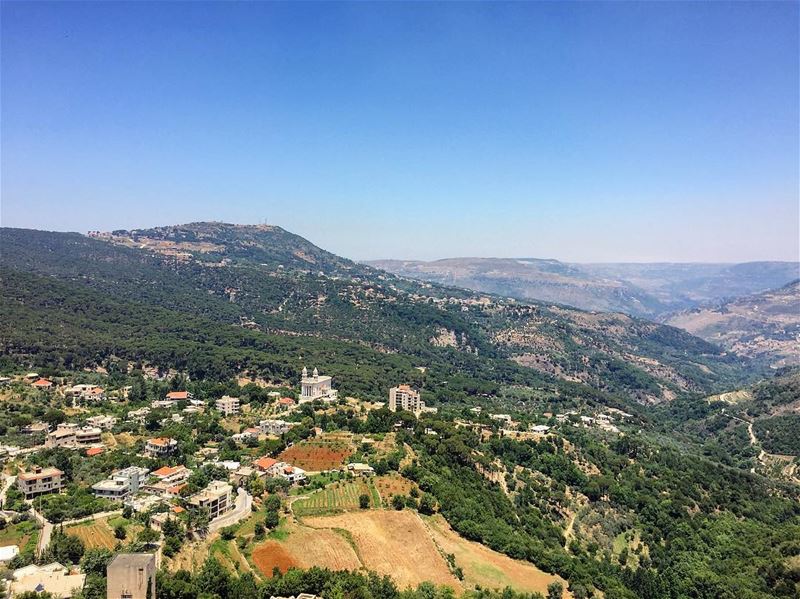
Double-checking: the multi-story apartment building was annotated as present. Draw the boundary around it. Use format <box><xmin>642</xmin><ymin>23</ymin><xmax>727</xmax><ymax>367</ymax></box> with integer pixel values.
<box><xmin>44</xmin><ymin>423</ymin><xmax>102</xmax><ymax>449</ymax></box>
<box><xmin>86</xmin><ymin>415</ymin><xmax>118</xmax><ymax>430</ymax></box>
<box><xmin>17</xmin><ymin>466</ymin><xmax>64</xmax><ymax>499</ymax></box>
<box><xmin>127</xmin><ymin>407</ymin><xmax>150</xmax><ymax>424</ymax></box>
<box><xmin>258</xmin><ymin>419</ymin><xmax>295</xmax><ymax>435</ymax></box>
<box><xmin>144</xmin><ymin>437</ymin><xmax>178</xmax><ymax>457</ymax></box>
<box><xmin>106</xmin><ymin>553</ymin><xmax>156</xmax><ymax>599</ymax></box>
<box><xmin>187</xmin><ymin>481</ymin><xmax>233</xmax><ymax>520</ymax></box>
<box><xmin>215</xmin><ymin>395</ymin><xmax>240</xmax><ymax>416</ymax></box>
<box><xmin>92</xmin><ymin>466</ymin><xmax>150</xmax><ymax>501</ymax></box>
<box><xmin>300</xmin><ymin>367</ymin><xmax>338</xmax><ymax>403</ymax></box>
<box><xmin>388</xmin><ymin>385</ymin><xmax>425</xmax><ymax>415</ymax></box>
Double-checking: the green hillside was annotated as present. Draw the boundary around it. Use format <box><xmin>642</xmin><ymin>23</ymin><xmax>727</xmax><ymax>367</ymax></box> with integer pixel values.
<box><xmin>0</xmin><ymin>225</ymin><xmax>754</xmax><ymax>404</ymax></box>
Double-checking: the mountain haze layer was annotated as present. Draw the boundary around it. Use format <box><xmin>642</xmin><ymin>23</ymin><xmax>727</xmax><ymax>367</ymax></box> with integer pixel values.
<box><xmin>368</xmin><ymin>258</ymin><xmax>799</xmax><ymax>319</ymax></box>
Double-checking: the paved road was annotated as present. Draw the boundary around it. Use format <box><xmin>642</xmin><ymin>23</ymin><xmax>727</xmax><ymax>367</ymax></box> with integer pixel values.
<box><xmin>209</xmin><ymin>488</ymin><xmax>252</xmax><ymax>532</ymax></box>
<box><xmin>32</xmin><ymin>508</ymin><xmax>52</xmax><ymax>558</ymax></box>
<box><xmin>0</xmin><ymin>474</ymin><xmax>15</xmax><ymax>508</ymax></box>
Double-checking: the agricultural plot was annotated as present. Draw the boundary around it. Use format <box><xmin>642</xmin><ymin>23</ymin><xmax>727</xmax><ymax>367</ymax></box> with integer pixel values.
<box><xmin>66</xmin><ymin>518</ymin><xmax>118</xmax><ymax>550</ymax></box>
<box><xmin>374</xmin><ymin>474</ymin><xmax>417</xmax><ymax>504</ymax></box>
<box><xmin>279</xmin><ymin>436</ymin><xmax>354</xmax><ymax>472</ymax></box>
<box><xmin>293</xmin><ymin>479</ymin><xmax>381</xmax><ymax>516</ymax></box>
<box><xmin>304</xmin><ymin>510</ymin><xmax>460</xmax><ymax>588</ymax></box>
<box><xmin>424</xmin><ymin>514</ymin><xmax>571</xmax><ymax>595</ymax></box>
<box><xmin>0</xmin><ymin>519</ymin><xmax>39</xmax><ymax>555</ymax></box>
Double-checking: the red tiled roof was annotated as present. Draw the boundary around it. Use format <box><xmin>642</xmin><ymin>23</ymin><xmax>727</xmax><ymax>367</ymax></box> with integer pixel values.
<box><xmin>152</xmin><ymin>465</ymin><xmax>184</xmax><ymax>478</ymax></box>
<box><xmin>254</xmin><ymin>456</ymin><xmax>278</xmax><ymax>471</ymax></box>
<box><xmin>147</xmin><ymin>437</ymin><xmax>174</xmax><ymax>446</ymax></box>
<box><xmin>172</xmin><ymin>506</ymin><xmax>185</xmax><ymax>513</ymax></box>
<box><xmin>166</xmin><ymin>391</ymin><xmax>189</xmax><ymax>400</ymax></box>
<box><xmin>32</xmin><ymin>378</ymin><xmax>53</xmax><ymax>387</ymax></box>
<box><xmin>167</xmin><ymin>483</ymin><xmax>187</xmax><ymax>495</ymax></box>
<box><xmin>279</xmin><ymin>397</ymin><xmax>295</xmax><ymax>405</ymax></box>
<box><xmin>85</xmin><ymin>447</ymin><xmax>104</xmax><ymax>457</ymax></box>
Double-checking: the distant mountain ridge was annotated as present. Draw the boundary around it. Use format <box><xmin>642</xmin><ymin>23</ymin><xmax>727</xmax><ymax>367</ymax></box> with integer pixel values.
<box><xmin>368</xmin><ymin>257</ymin><xmax>799</xmax><ymax>318</ymax></box>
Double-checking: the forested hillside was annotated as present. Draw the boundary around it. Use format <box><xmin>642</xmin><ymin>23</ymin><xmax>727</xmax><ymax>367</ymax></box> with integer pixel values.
<box><xmin>0</xmin><ymin>225</ymin><xmax>753</xmax><ymax>405</ymax></box>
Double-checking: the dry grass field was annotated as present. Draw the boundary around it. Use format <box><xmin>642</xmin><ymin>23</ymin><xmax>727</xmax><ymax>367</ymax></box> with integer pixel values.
<box><xmin>374</xmin><ymin>474</ymin><xmax>416</xmax><ymax>504</ymax></box>
<box><xmin>424</xmin><ymin>515</ymin><xmax>571</xmax><ymax>596</ymax></box>
<box><xmin>66</xmin><ymin>518</ymin><xmax>119</xmax><ymax>550</ymax></box>
<box><xmin>304</xmin><ymin>510</ymin><xmax>460</xmax><ymax>589</ymax></box>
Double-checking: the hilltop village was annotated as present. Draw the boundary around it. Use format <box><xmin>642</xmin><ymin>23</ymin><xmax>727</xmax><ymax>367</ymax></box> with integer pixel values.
<box><xmin>0</xmin><ymin>362</ymin><xmax>640</xmax><ymax>599</ymax></box>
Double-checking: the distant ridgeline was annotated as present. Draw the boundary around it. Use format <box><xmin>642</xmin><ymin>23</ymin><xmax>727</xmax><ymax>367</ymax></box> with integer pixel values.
<box><xmin>0</xmin><ymin>223</ymin><xmax>755</xmax><ymax>409</ymax></box>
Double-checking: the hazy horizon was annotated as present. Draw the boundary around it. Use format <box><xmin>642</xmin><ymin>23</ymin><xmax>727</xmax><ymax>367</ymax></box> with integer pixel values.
<box><xmin>2</xmin><ymin>2</ymin><xmax>798</xmax><ymax>263</ymax></box>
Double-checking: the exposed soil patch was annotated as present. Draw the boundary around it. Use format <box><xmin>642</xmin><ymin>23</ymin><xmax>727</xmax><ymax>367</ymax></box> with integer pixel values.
<box><xmin>252</xmin><ymin>541</ymin><xmax>299</xmax><ymax>577</ymax></box>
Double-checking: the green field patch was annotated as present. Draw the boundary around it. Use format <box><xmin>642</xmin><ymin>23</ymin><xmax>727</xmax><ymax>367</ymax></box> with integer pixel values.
<box><xmin>293</xmin><ymin>478</ymin><xmax>379</xmax><ymax>516</ymax></box>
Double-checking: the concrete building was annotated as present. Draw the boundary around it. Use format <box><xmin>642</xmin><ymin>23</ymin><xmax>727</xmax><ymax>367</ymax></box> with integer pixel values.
<box><xmin>388</xmin><ymin>385</ymin><xmax>425</xmax><ymax>415</ymax></box>
<box><xmin>215</xmin><ymin>395</ymin><xmax>240</xmax><ymax>416</ymax></box>
<box><xmin>92</xmin><ymin>467</ymin><xmax>150</xmax><ymax>501</ymax></box>
<box><xmin>46</xmin><ymin>423</ymin><xmax>103</xmax><ymax>448</ymax></box>
<box><xmin>106</xmin><ymin>553</ymin><xmax>156</xmax><ymax>599</ymax></box>
<box><xmin>253</xmin><ymin>456</ymin><xmax>281</xmax><ymax>475</ymax></box>
<box><xmin>11</xmin><ymin>563</ymin><xmax>85</xmax><ymax>598</ymax></box>
<box><xmin>232</xmin><ymin>465</ymin><xmax>266</xmax><ymax>486</ymax></box>
<box><xmin>347</xmin><ymin>462</ymin><xmax>375</xmax><ymax>477</ymax></box>
<box><xmin>276</xmin><ymin>463</ymin><xmax>307</xmax><ymax>485</ymax></box>
<box><xmin>144</xmin><ymin>437</ymin><xmax>177</xmax><ymax>457</ymax></box>
<box><xmin>17</xmin><ymin>466</ymin><xmax>64</xmax><ymax>499</ymax></box>
<box><xmin>188</xmin><ymin>481</ymin><xmax>233</xmax><ymax>520</ymax></box>
<box><xmin>45</xmin><ymin>425</ymin><xmax>78</xmax><ymax>449</ymax></box>
<box><xmin>21</xmin><ymin>421</ymin><xmax>50</xmax><ymax>435</ymax></box>
<box><xmin>259</xmin><ymin>419</ymin><xmax>295</xmax><ymax>435</ymax></box>
<box><xmin>300</xmin><ymin>367</ymin><xmax>338</xmax><ymax>403</ymax></box>
<box><xmin>86</xmin><ymin>415</ymin><xmax>117</xmax><ymax>430</ymax></box>
<box><xmin>128</xmin><ymin>407</ymin><xmax>150</xmax><ymax>424</ymax></box>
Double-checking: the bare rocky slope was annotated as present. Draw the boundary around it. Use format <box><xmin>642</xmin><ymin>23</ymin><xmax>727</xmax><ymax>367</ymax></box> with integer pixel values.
<box><xmin>664</xmin><ymin>281</ymin><xmax>800</xmax><ymax>367</ymax></box>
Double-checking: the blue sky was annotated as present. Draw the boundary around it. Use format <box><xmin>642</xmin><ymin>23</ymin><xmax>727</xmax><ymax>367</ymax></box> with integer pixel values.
<box><xmin>2</xmin><ymin>1</ymin><xmax>798</xmax><ymax>262</ymax></box>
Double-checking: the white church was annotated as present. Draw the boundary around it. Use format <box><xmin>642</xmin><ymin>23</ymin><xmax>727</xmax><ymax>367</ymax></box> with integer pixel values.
<box><xmin>299</xmin><ymin>366</ymin><xmax>338</xmax><ymax>404</ymax></box>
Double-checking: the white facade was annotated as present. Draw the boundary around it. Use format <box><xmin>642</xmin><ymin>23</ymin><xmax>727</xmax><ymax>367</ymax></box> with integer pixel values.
<box><xmin>300</xmin><ymin>367</ymin><xmax>338</xmax><ymax>403</ymax></box>
<box><xmin>259</xmin><ymin>419</ymin><xmax>295</xmax><ymax>435</ymax></box>
<box><xmin>92</xmin><ymin>466</ymin><xmax>150</xmax><ymax>501</ymax></box>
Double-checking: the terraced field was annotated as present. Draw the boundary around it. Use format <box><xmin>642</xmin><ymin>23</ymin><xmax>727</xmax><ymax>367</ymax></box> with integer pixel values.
<box><xmin>293</xmin><ymin>478</ymin><xmax>382</xmax><ymax>516</ymax></box>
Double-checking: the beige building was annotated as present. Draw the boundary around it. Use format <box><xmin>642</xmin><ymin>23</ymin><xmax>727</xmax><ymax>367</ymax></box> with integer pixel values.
<box><xmin>215</xmin><ymin>395</ymin><xmax>240</xmax><ymax>416</ymax></box>
<box><xmin>188</xmin><ymin>481</ymin><xmax>233</xmax><ymax>520</ymax></box>
<box><xmin>106</xmin><ymin>553</ymin><xmax>156</xmax><ymax>599</ymax></box>
<box><xmin>11</xmin><ymin>563</ymin><xmax>85</xmax><ymax>598</ymax></box>
<box><xmin>17</xmin><ymin>466</ymin><xmax>64</xmax><ymax>499</ymax></box>
<box><xmin>45</xmin><ymin>423</ymin><xmax>102</xmax><ymax>449</ymax></box>
<box><xmin>388</xmin><ymin>385</ymin><xmax>425</xmax><ymax>415</ymax></box>
<box><xmin>300</xmin><ymin>367</ymin><xmax>338</xmax><ymax>403</ymax></box>
<box><xmin>144</xmin><ymin>437</ymin><xmax>177</xmax><ymax>457</ymax></box>
<box><xmin>259</xmin><ymin>419</ymin><xmax>294</xmax><ymax>435</ymax></box>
